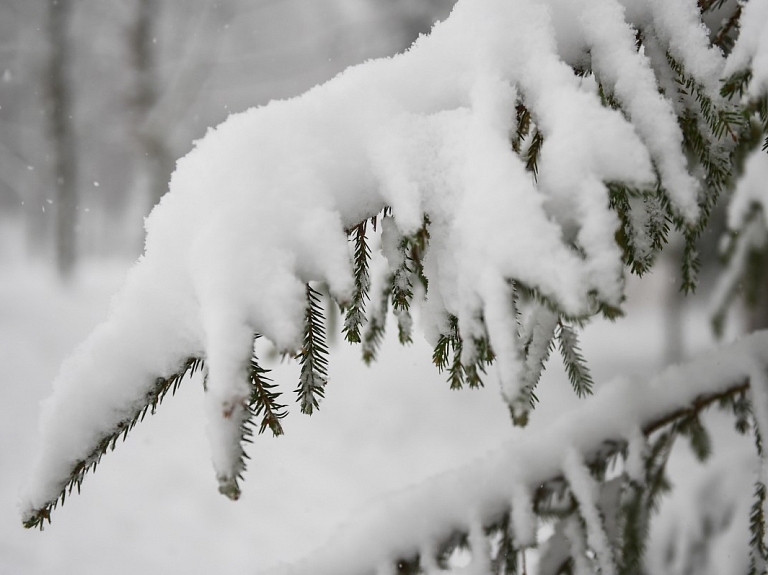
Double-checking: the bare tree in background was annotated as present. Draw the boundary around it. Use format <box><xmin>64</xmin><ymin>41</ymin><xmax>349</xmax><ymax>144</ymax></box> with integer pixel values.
<box><xmin>46</xmin><ymin>0</ymin><xmax>78</xmax><ymax>279</ymax></box>
<box><xmin>130</xmin><ymin>0</ymin><xmax>174</xmax><ymax>213</ymax></box>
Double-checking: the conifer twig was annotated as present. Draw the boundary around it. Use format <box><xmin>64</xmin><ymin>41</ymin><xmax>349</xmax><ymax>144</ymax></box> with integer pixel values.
<box><xmin>295</xmin><ymin>284</ymin><xmax>330</xmax><ymax>415</ymax></box>
<box><xmin>23</xmin><ymin>357</ymin><xmax>204</xmax><ymax>529</ymax></box>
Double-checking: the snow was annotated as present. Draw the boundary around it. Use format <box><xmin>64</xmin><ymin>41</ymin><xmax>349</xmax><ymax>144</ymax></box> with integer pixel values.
<box><xmin>563</xmin><ymin>516</ymin><xmax>593</xmax><ymax>575</ymax></box>
<box><xmin>25</xmin><ymin>0</ymin><xmax>737</xmax><ymax>519</ymax></box>
<box><xmin>0</xmin><ymin>245</ymin><xmax>759</xmax><ymax>573</ymax></box>
<box><xmin>563</xmin><ymin>447</ymin><xmax>615</xmax><ymax>575</ymax></box>
<box><xmin>256</xmin><ymin>327</ymin><xmax>768</xmax><ymax>575</ymax></box>
<box><xmin>726</xmin><ymin>150</ymin><xmax>768</xmax><ymax>232</ymax></box>
<box><xmin>14</xmin><ymin>0</ymin><xmax>768</xmax><ymax>571</ymax></box>
<box><xmin>725</xmin><ymin>0</ymin><xmax>768</xmax><ymax>94</ymax></box>
<box><xmin>2</xmin><ymin>253</ymin><xmax>516</xmax><ymax>574</ymax></box>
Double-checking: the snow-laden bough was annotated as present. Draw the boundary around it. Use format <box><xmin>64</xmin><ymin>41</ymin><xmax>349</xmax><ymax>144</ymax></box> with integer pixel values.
<box><xmin>22</xmin><ymin>0</ymin><xmax>746</xmax><ymax>531</ymax></box>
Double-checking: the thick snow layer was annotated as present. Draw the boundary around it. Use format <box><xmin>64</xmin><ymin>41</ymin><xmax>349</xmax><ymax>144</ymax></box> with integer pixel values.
<box><xmin>727</xmin><ymin>150</ymin><xmax>768</xmax><ymax>232</ymax></box>
<box><xmin>1</xmin><ymin>249</ymin><xmax>754</xmax><ymax>573</ymax></box>
<box><xmin>726</xmin><ymin>0</ymin><xmax>768</xmax><ymax>94</ymax></box>
<box><xmin>261</xmin><ymin>331</ymin><xmax>768</xmax><ymax>575</ymax></box>
<box><xmin>21</xmin><ymin>0</ymin><xmax>741</xmax><ymax>534</ymax></box>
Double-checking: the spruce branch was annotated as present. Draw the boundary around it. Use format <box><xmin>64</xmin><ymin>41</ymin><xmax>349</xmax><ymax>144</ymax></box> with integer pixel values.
<box><xmin>283</xmin><ymin>351</ymin><xmax>755</xmax><ymax>575</ymax></box>
<box><xmin>750</xmin><ymin>480</ymin><xmax>768</xmax><ymax>575</ymax></box>
<box><xmin>525</xmin><ymin>128</ymin><xmax>544</xmax><ymax>181</ymax></box>
<box><xmin>721</xmin><ymin>69</ymin><xmax>753</xmax><ymax>101</ymax></box>
<box><xmin>608</xmin><ymin>183</ymin><xmax>670</xmax><ymax>276</ymax></box>
<box><xmin>388</xmin><ymin>216</ymin><xmax>429</xmax><ymax>346</ymax></box>
<box><xmin>362</xmin><ymin>275</ymin><xmax>391</xmax><ymax>365</ymax></box>
<box><xmin>23</xmin><ymin>357</ymin><xmax>204</xmax><ymax>530</ymax></box>
<box><xmin>248</xmin><ymin>352</ymin><xmax>286</xmax><ymax>436</ymax></box>
<box><xmin>681</xmin><ymin>232</ymin><xmax>701</xmax><ymax>295</ymax></box>
<box><xmin>219</xmin><ymin>346</ymin><xmax>287</xmax><ymax>501</ymax></box>
<box><xmin>556</xmin><ymin>320</ymin><xmax>594</xmax><ymax>398</ymax></box>
<box><xmin>295</xmin><ymin>284</ymin><xmax>330</xmax><ymax>415</ymax></box>
<box><xmin>395</xmin><ymin>307</ymin><xmax>414</xmax><ymax>345</ymax></box>
<box><xmin>512</xmin><ymin>103</ymin><xmax>532</xmax><ymax>154</ymax></box>
<box><xmin>343</xmin><ymin>220</ymin><xmax>371</xmax><ymax>344</ymax></box>
<box><xmin>432</xmin><ymin>315</ymin><xmax>494</xmax><ymax>390</ymax></box>
<box><xmin>677</xmin><ymin>414</ymin><xmax>712</xmax><ymax>462</ymax></box>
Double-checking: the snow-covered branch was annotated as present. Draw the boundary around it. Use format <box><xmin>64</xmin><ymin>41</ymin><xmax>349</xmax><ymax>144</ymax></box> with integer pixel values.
<box><xmin>19</xmin><ymin>0</ymin><xmax>763</xmax><ymax>533</ymax></box>
<box><xmin>263</xmin><ymin>331</ymin><xmax>767</xmax><ymax>575</ymax></box>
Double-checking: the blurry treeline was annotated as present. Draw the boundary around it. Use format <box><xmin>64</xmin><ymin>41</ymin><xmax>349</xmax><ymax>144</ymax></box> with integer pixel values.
<box><xmin>0</xmin><ymin>0</ymin><xmax>453</xmax><ymax>276</ymax></box>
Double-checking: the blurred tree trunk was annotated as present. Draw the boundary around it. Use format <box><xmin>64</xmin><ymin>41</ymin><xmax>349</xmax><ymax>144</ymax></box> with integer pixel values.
<box><xmin>130</xmin><ymin>0</ymin><xmax>173</xmax><ymax>213</ymax></box>
<box><xmin>47</xmin><ymin>0</ymin><xmax>78</xmax><ymax>279</ymax></box>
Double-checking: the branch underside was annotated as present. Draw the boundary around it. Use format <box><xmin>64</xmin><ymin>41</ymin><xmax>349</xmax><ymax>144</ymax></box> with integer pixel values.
<box><xmin>23</xmin><ymin>357</ymin><xmax>203</xmax><ymax>530</ymax></box>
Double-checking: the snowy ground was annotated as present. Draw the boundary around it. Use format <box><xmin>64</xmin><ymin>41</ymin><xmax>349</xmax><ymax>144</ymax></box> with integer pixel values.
<box><xmin>0</xmin><ymin>244</ymin><xmax>755</xmax><ymax>574</ymax></box>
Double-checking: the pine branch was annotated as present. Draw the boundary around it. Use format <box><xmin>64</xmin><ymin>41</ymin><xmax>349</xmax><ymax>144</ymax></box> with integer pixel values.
<box><xmin>681</xmin><ymin>232</ymin><xmax>700</xmax><ymax>295</ymax></box>
<box><xmin>23</xmin><ymin>357</ymin><xmax>203</xmax><ymax>530</ymax></box>
<box><xmin>750</xmin><ymin>482</ymin><xmax>768</xmax><ymax>575</ymax></box>
<box><xmin>618</xmin><ymin>431</ymin><xmax>675</xmax><ymax>575</ymax></box>
<box><xmin>295</xmin><ymin>284</ymin><xmax>329</xmax><ymax>415</ymax></box>
<box><xmin>556</xmin><ymin>320</ymin><xmax>594</xmax><ymax>398</ymax></box>
<box><xmin>525</xmin><ymin>128</ymin><xmax>544</xmax><ymax>181</ymax></box>
<box><xmin>249</xmin><ymin>353</ymin><xmax>286</xmax><ymax>436</ymax></box>
<box><xmin>280</xmin><ymin>362</ymin><xmax>753</xmax><ymax>575</ymax></box>
<box><xmin>219</xmin><ymin>347</ymin><xmax>287</xmax><ymax>501</ymax></box>
<box><xmin>432</xmin><ymin>316</ymin><xmax>494</xmax><ymax>390</ymax></box>
<box><xmin>607</xmin><ymin>183</ymin><xmax>670</xmax><ymax>276</ymax></box>
<box><xmin>395</xmin><ymin>307</ymin><xmax>413</xmax><ymax>345</ymax></box>
<box><xmin>362</xmin><ymin>275</ymin><xmax>390</xmax><ymax>365</ymax></box>
<box><xmin>512</xmin><ymin>298</ymin><xmax>558</xmax><ymax>425</ymax></box>
<box><xmin>677</xmin><ymin>414</ymin><xmax>712</xmax><ymax>462</ymax></box>
<box><xmin>343</xmin><ymin>221</ymin><xmax>371</xmax><ymax>344</ymax></box>
<box><xmin>433</xmin><ymin>315</ymin><xmax>465</xmax><ymax>389</ymax></box>
<box><xmin>512</xmin><ymin>103</ymin><xmax>532</xmax><ymax>154</ymax></box>
<box><xmin>721</xmin><ymin>69</ymin><xmax>753</xmax><ymax>101</ymax></box>
<box><xmin>391</xmin><ymin>241</ymin><xmax>414</xmax><ymax>313</ymax></box>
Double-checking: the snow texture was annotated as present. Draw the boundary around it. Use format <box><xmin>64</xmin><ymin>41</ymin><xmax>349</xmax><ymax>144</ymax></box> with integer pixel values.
<box><xmin>563</xmin><ymin>447</ymin><xmax>615</xmax><ymax>575</ymax></box>
<box><xmin>725</xmin><ymin>0</ymin><xmax>768</xmax><ymax>94</ymax></box>
<box><xmin>21</xmin><ymin>0</ymin><xmax>750</xmax><ymax>529</ymax></box>
<box><xmin>257</xmin><ymin>331</ymin><xmax>768</xmax><ymax>575</ymax></box>
<box><xmin>711</xmin><ymin>150</ymin><xmax>768</xmax><ymax>322</ymax></box>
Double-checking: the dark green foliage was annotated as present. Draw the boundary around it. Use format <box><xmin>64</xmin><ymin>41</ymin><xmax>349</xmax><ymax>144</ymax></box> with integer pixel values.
<box><xmin>295</xmin><ymin>284</ymin><xmax>330</xmax><ymax>415</ymax></box>
<box><xmin>680</xmin><ymin>232</ymin><xmax>701</xmax><ymax>295</ymax></box>
<box><xmin>749</xmin><ymin>482</ymin><xmax>768</xmax><ymax>575</ymax></box>
<box><xmin>512</xmin><ymin>103</ymin><xmax>532</xmax><ymax>154</ymax></box>
<box><xmin>677</xmin><ymin>414</ymin><xmax>712</xmax><ymax>462</ymax></box>
<box><xmin>343</xmin><ymin>220</ymin><xmax>371</xmax><ymax>344</ymax></box>
<box><xmin>220</xmin><ymin>347</ymin><xmax>287</xmax><ymax>501</ymax></box>
<box><xmin>525</xmin><ymin>128</ymin><xmax>544</xmax><ymax>181</ymax></box>
<box><xmin>598</xmin><ymin>82</ymin><xmax>621</xmax><ymax>110</ymax></box>
<box><xmin>722</xmin><ymin>69</ymin><xmax>753</xmax><ymax>101</ymax></box>
<box><xmin>395</xmin><ymin>555</ymin><xmax>422</xmax><ymax>575</ymax></box>
<box><xmin>665</xmin><ymin>54</ymin><xmax>743</xmax><ymax>293</ymax></box>
<box><xmin>487</xmin><ymin>513</ymin><xmax>519</xmax><ymax>575</ymax></box>
<box><xmin>608</xmin><ymin>183</ymin><xmax>671</xmax><ymax>276</ymax></box>
<box><xmin>709</xmin><ymin>1</ymin><xmax>743</xmax><ymax>53</ymax></box>
<box><xmin>734</xmin><ymin>392</ymin><xmax>753</xmax><ymax>435</ymax></box>
<box><xmin>362</xmin><ymin>275</ymin><xmax>390</xmax><ymax>364</ymax></box>
<box><xmin>432</xmin><ymin>315</ymin><xmax>494</xmax><ymax>390</ymax></box>
<box><xmin>510</xmin><ymin>97</ymin><xmax>544</xmax><ymax>181</ymax></box>
<box><xmin>248</xmin><ymin>352</ymin><xmax>286</xmax><ymax>437</ymax></box>
<box><xmin>618</xmin><ymin>432</ymin><xmax>675</xmax><ymax>575</ymax></box>
<box><xmin>556</xmin><ymin>320</ymin><xmax>594</xmax><ymax>398</ymax></box>
<box><xmin>395</xmin><ymin>307</ymin><xmax>414</xmax><ymax>345</ymax></box>
<box><xmin>390</xmin><ymin>215</ymin><xmax>430</xmax><ymax>316</ymax></box>
<box><xmin>23</xmin><ymin>356</ymin><xmax>204</xmax><ymax>529</ymax></box>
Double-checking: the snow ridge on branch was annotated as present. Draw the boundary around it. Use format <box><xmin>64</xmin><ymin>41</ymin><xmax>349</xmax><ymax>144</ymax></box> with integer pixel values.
<box><xmin>21</xmin><ymin>0</ymin><xmax>748</xmax><ymax>529</ymax></box>
<box><xmin>262</xmin><ymin>331</ymin><xmax>768</xmax><ymax>575</ymax></box>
